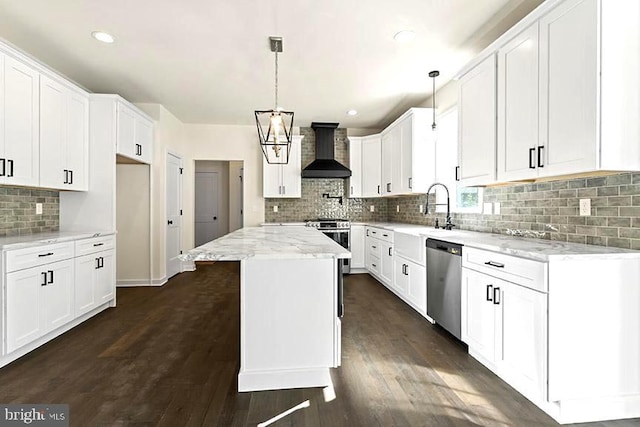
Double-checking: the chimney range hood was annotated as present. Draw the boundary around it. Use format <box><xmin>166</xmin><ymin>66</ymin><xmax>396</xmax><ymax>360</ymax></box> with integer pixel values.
<box><xmin>302</xmin><ymin>122</ymin><xmax>352</xmax><ymax>178</ymax></box>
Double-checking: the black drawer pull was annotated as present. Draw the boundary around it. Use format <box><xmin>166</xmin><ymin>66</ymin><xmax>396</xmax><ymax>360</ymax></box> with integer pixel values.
<box><xmin>486</xmin><ymin>284</ymin><xmax>493</xmax><ymax>301</ymax></box>
<box><xmin>537</xmin><ymin>146</ymin><xmax>544</xmax><ymax>168</ymax></box>
<box><xmin>484</xmin><ymin>261</ymin><xmax>505</xmax><ymax>268</ymax></box>
<box><xmin>382</xmin><ymin>234</ymin><xmax>388</xmax><ymax>237</ymax></box>
<box><xmin>47</xmin><ymin>270</ymin><xmax>54</xmax><ymax>284</ymax></box>
<box><xmin>8</xmin><ymin>159</ymin><xmax>13</xmax><ymax>177</ymax></box>
<box><xmin>388</xmin><ymin>247</ymin><xmax>392</xmax><ymax>256</ymax></box>
<box><xmin>41</xmin><ymin>271</ymin><xmax>48</xmax><ymax>286</ymax></box>
<box><xmin>493</xmin><ymin>287</ymin><xmax>501</xmax><ymax>305</ymax></box>
<box><xmin>38</xmin><ymin>252</ymin><xmax>54</xmax><ymax>257</ymax></box>
<box><xmin>93</xmin><ymin>243</ymin><xmax>104</xmax><ymax>247</ymax></box>
<box><xmin>529</xmin><ymin>148</ymin><xmax>535</xmax><ymax>169</ymax></box>
<box><xmin>372</xmin><ymin>263</ymin><xmax>377</xmax><ymax>268</ymax></box>
<box><xmin>372</xmin><ymin>245</ymin><xmax>377</xmax><ymax>249</ymax></box>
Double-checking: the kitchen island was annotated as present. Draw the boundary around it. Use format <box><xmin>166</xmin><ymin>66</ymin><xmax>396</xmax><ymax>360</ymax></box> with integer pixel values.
<box><xmin>182</xmin><ymin>226</ymin><xmax>350</xmax><ymax>392</ymax></box>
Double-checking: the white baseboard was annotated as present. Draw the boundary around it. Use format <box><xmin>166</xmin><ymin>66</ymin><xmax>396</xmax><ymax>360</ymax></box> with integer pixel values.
<box><xmin>348</xmin><ymin>268</ymin><xmax>368</xmax><ymax>274</ymax></box>
<box><xmin>238</xmin><ymin>367</ymin><xmax>333</xmax><ymax>392</ymax></box>
<box><xmin>117</xmin><ymin>277</ymin><xmax>167</xmax><ymax>287</ymax></box>
<box><xmin>181</xmin><ymin>261</ymin><xmax>196</xmax><ymax>272</ymax></box>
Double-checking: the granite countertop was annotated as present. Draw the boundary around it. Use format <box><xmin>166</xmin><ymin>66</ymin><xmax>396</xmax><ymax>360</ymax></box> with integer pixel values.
<box><xmin>365</xmin><ymin>222</ymin><xmax>640</xmax><ymax>261</ymax></box>
<box><xmin>0</xmin><ymin>230</ymin><xmax>115</xmax><ymax>250</ymax></box>
<box><xmin>182</xmin><ymin>226</ymin><xmax>352</xmax><ymax>261</ymax></box>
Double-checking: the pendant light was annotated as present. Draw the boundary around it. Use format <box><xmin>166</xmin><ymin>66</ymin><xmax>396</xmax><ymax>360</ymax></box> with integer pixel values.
<box><xmin>255</xmin><ymin>36</ymin><xmax>295</xmax><ymax>164</ymax></box>
<box><xmin>428</xmin><ymin>70</ymin><xmax>439</xmax><ymax>131</ymax></box>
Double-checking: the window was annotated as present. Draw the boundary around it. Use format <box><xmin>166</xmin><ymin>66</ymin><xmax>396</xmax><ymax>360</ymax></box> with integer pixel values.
<box><xmin>434</xmin><ymin>108</ymin><xmax>483</xmax><ymax>214</ymax></box>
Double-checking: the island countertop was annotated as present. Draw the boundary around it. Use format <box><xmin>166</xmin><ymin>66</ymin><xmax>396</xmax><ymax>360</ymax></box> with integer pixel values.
<box><xmin>182</xmin><ymin>226</ymin><xmax>352</xmax><ymax>261</ymax></box>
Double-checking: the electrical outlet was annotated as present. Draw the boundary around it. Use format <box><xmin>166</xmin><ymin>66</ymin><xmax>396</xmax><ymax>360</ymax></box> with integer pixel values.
<box><xmin>273</xmin><ymin>205</ymin><xmax>278</xmax><ymax>212</ymax></box>
<box><xmin>579</xmin><ymin>199</ymin><xmax>591</xmax><ymax>216</ymax></box>
<box><xmin>483</xmin><ymin>202</ymin><xmax>492</xmax><ymax>215</ymax></box>
<box><xmin>36</xmin><ymin>203</ymin><xmax>43</xmax><ymax>215</ymax></box>
<box><xmin>419</xmin><ymin>204</ymin><xmax>423</xmax><ymax>213</ymax></box>
<box><xmin>396</xmin><ymin>205</ymin><xmax>400</xmax><ymax>212</ymax></box>
<box><xmin>370</xmin><ymin>205</ymin><xmax>375</xmax><ymax>212</ymax></box>
<box><xmin>493</xmin><ymin>202</ymin><xmax>501</xmax><ymax>215</ymax></box>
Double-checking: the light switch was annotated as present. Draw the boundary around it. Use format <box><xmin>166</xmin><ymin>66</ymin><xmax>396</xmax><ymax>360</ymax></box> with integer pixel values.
<box><xmin>36</xmin><ymin>203</ymin><xmax>43</xmax><ymax>215</ymax></box>
<box><xmin>419</xmin><ymin>205</ymin><xmax>423</xmax><ymax>213</ymax></box>
<box><xmin>370</xmin><ymin>205</ymin><xmax>375</xmax><ymax>212</ymax></box>
<box><xmin>483</xmin><ymin>202</ymin><xmax>492</xmax><ymax>215</ymax></box>
<box><xmin>396</xmin><ymin>205</ymin><xmax>400</xmax><ymax>212</ymax></box>
<box><xmin>273</xmin><ymin>205</ymin><xmax>278</xmax><ymax>212</ymax></box>
<box><xmin>579</xmin><ymin>199</ymin><xmax>591</xmax><ymax>216</ymax></box>
<box><xmin>493</xmin><ymin>202</ymin><xmax>501</xmax><ymax>215</ymax></box>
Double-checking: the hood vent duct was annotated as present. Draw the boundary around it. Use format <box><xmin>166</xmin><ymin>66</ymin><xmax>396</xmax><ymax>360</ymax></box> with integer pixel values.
<box><xmin>301</xmin><ymin>122</ymin><xmax>352</xmax><ymax>178</ymax></box>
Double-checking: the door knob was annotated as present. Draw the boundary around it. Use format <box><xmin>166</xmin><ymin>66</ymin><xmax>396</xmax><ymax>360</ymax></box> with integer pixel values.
<box><xmin>213</xmin><ymin>216</ymin><xmax>217</xmax><ymax>220</ymax></box>
<box><xmin>168</xmin><ymin>220</ymin><xmax>173</xmax><ymax>225</ymax></box>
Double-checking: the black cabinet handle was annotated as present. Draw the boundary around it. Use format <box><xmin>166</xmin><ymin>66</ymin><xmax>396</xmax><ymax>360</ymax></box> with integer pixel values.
<box><xmin>382</xmin><ymin>233</ymin><xmax>388</xmax><ymax>237</ymax></box>
<box><xmin>95</xmin><ymin>257</ymin><xmax>100</xmax><ymax>269</ymax></box>
<box><xmin>372</xmin><ymin>263</ymin><xmax>377</xmax><ymax>268</ymax></box>
<box><xmin>38</xmin><ymin>252</ymin><xmax>54</xmax><ymax>257</ymax></box>
<box><xmin>139</xmin><ymin>145</ymin><xmax>143</xmax><ymax>156</ymax></box>
<box><xmin>537</xmin><ymin>146</ymin><xmax>544</xmax><ymax>168</ymax></box>
<box><xmin>99</xmin><ymin>257</ymin><xmax>104</xmax><ymax>268</ymax></box>
<box><xmin>408</xmin><ymin>177</ymin><xmax>412</xmax><ymax>189</ymax></box>
<box><xmin>350</xmin><ymin>186</ymin><xmax>353</xmax><ymax>196</ymax></box>
<box><xmin>404</xmin><ymin>264</ymin><xmax>409</xmax><ymax>276</ymax></box>
<box><xmin>0</xmin><ymin>158</ymin><xmax>5</xmax><ymax>177</ymax></box>
<box><xmin>484</xmin><ymin>261</ymin><xmax>505</xmax><ymax>268</ymax></box>
<box><xmin>41</xmin><ymin>271</ymin><xmax>48</xmax><ymax>286</ymax></box>
<box><xmin>372</xmin><ymin>245</ymin><xmax>377</xmax><ymax>249</ymax></box>
<box><xmin>486</xmin><ymin>284</ymin><xmax>493</xmax><ymax>301</ymax></box>
<box><xmin>69</xmin><ymin>170</ymin><xmax>73</xmax><ymax>184</ymax></box>
<box><xmin>47</xmin><ymin>270</ymin><xmax>53</xmax><ymax>284</ymax></box>
<box><xmin>529</xmin><ymin>148</ymin><xmax>535</xmax><ymax>169</ymax></box>
<box><xmin>8</xmin><ymin>159</ymin><xmax>13</xmax><ymax>177</ymax></box>
<box><xmin>386</xmin><ymin>183</ymin><xmax>391</xmax><ymax>193</ymax></box>
<box><xmin>63</xmin><ymin>169</ymin><xmax>68</xmax><ymax>184</ymax></box>
<box><xmin>455</xmin><ymin>166</ymin><xmax>460</xmax><ymax>181</ymax></box>
<box><xmin>377</xmin><ymin>185</ymin><xmax>380</xmax><ymax>194</ymax></box>
<box><xmin>93</xmin><ymin>243</ymin><xmax>104</xmax><ymax>247</ymax></box>
<box><xmin>493</xmin><ymin>287</ymin><xmax>501</xmax><ymax>305</ymax></box>
<box><xmin>388</xmin><ymin>247</ymin><xmax>392</xmax><ymax>256</ymax></box>
<box><xmin>366</xmin><ymin>230</ymin><xmax>369</xmax><ymax>237</ymax></box>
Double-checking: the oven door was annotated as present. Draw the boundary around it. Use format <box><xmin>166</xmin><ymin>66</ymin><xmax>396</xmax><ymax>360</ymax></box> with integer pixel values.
<box><xmin>320</xmin><ymin>229</ymin><xmax>350</xmax><ymax>274</ymax></box>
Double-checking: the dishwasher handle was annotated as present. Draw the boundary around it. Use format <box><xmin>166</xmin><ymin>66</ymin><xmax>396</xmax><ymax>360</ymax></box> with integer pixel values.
<box><xmin>426</xmin><ymin>238</ymin><xmax>463</xmax><ymax>256</ymax></box>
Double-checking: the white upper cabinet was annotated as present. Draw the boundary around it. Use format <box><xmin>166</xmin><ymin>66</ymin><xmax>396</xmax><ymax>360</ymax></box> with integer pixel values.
<box><xmin>538</xmin><ymin>0</ymin><xmax>598</xmax><ymax>176</ymax></box>
<box><xmin>40</xmin><ymin>75</ymin><xmax>89</xmax><ymax>191</ymax></box>
<box><xmin>497</xmin><ymin>24</ymin><xmax>540</xmax><ymax>182</ymax></box>
<box><xmin>457</xmin><ymin>55</ymin><xmax>497</xmax><ymax>186</ymax></box>
<box><xmin>117</xmin><ymin>101</ymin><xmax>153</xmax><ymax>164</ymax></box>
<box><xmin>263</xmin><ymin>135</ymin><xmax>302</xmax><ymax>198</ymax></box>
<box><xmin>361</xmin><ymin>134</ymin><xmax>381</xmax><ymax>197</ymax></box>
<box><xmin>382</xmin><ymin>108</ymin><xmax>435</xmax><ymax>195</ymax></box>
<box><xmin>347</xmin><ymin>137</ymin><xmax>362</xmax><ymax>198</ymax></box>
<box><xmin>1</xmin><ymin>54</ymin><xmax>40</xmax><ymax>187</ymax></box>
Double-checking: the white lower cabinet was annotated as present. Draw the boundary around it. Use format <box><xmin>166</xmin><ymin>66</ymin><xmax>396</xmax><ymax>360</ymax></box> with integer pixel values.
<box><xmin>6</xmin><ymin>259</ymin><xmax>74</xmax><ymax>354</ymax></box>
<box><xmin>349</xmin><ymin>225</ymin><xmax>365</xmax><ymax>269</ymax></box>
<box><xmin>75</xmin><ymin>250</ymin><xmax>115</xmax><ymax>317</ymax></box>
<box><xmin>462</xmin><ymin>267</ymin><xmax>547</xmax><ymax>402</ymax></box>
<box><xmin>380</xmin><ymin>241</ymin><xmax>394</xmax><ymax>285</ymax></box>
<box><xmin>393</xmin><ymin>256</ymin><xmax>426</xmax><ymax>315</ymax></box>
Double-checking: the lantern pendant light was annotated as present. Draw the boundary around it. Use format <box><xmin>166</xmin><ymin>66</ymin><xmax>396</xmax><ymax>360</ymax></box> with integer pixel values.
<box><xmin>428</xmin><ymin>70</ymin><xmax>439</xmax><ymax>131</ymax></box>
<box><xmin>255</xmin><ymin>37</ymin><xmax>295</xmax><ymax>164</ymax></box>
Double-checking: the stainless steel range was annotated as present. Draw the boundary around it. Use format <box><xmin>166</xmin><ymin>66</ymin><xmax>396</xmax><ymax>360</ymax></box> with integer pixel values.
<box><xmin>305</xmin><ymin>218</ymin><xmax>350</xmax><ymax>274</ymax></box>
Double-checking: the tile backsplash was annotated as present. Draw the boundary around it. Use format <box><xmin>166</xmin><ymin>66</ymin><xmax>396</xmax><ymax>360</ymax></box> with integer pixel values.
<box><xmin>388</xmin><ymin>172</ymin><xmax>640</xmax><ymax>250</ymax></box>
<box><xmin>0</xmin><ymin>187</ymin><xmax>59</xmax><ymax>236</ymax></box>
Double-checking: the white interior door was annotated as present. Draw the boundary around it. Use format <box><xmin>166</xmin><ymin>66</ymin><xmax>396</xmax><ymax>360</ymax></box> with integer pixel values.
<box><xmin>195</xmin><ymin>171</ymin><xmax>220</xmax><ymax>247</ymax></box>
<box><xmin>166</xmin><ymin>153</ymin><xmax>182</xmax><ymax>279</ymax></box>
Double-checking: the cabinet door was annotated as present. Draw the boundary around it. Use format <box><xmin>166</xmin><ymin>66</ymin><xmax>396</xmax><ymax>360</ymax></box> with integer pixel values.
<box><xmin>381</xmin><ymin>130</ymin><xmax>393</xmax><ymax>195</ymax></box>
<box><xmin>66</xmin><ymin>90</ymin><xmax>89</xmax><ymax>190</ymax></box>
<box><xmin>6</xmin><ymin>268</ymin><xmax>43</xmax><ymax>353</ymax></box>
<box><xmin>497</xmin><ymin>24</ymin><xmax>540</xmax><ymax>182</ymax></box>
<box><xmin>263</xmin><ymin>162</ymin><xmax>282</xmax><ymax>197</ymax></box>
<box><xmin>361</xmin><ymin>135</ymin><xmax>381</xmax><ymax>197</ymax></box>
<box><xmin>350</xmin><ymin>225</ymin><xmax>365</xmax><ymax>269</ymax></box>
<box><xmin>39</xmin><ymin>75</ymin><xmax>67</xmax><ymax>189</ymax></box>
<box><xmin>41</xmin><ymin>259</ymin><xmax>74</xmax><ymax>334</ymax></box>
<box><xmin>458</xmin><ymin>54</ymin><xmax>497</xmax><ymax>186</ymax></box>
<box><xmin>539</xmin><ymin>0</ymin><xmax>598</xmax><ymax>176</ymax></box>
<box><xmin>134</xmin><ymin>115</ymin><xmax>153</xmax><ymax>164</ymax></box>
<box><xmin>96</xmin><ymin>250</ymin><xmax>115</xmax><ymax>304</ymax></box>
<box><xmin>3</xmin><ymin>56</ymin><xmax>39</xmax><ymax>186</ymax></box>
<box><xmin>347</xmin><ymin>138</ymin><xmax>362</xmax><ymax>198</ymax></box>
<box><xmin>498</xmin><ymin>282</ymin><xmax>548</xmax><ymax>402</ymax></box>
<box><xmin>75</xmin><ymin>253</ymin><xmax>97</xmax><ymax>317</ymax></box>
<box><xmin>393</xmin><ymin>257</ymin><xmax>408</xmax><ymax>295</ymax></box>
<box><xmin>461</xmin><ymin>268</ymin><xmax>497</xmax><ymax>363</ymax></box>
<box><xmin>280</xmin><ymin>136</ymin><xmax>301</xmax><ymax>198</ymax></box>
<box><xmin>406</xmin><ymin>259</ymin><xmax>426</xmax><ymax>315</ymax></box>
<box><xmin>399</xmin><ymin>116</ymin><xmax>413</xmax><ymax>194</ymax></box>
<box><xmin>117</xmin><ymin>103</ymin><xmax>136</xmax><ymax>159</ymax></box>
<box><xmin>380</xmin><ymin>241</ymin><xmax>394</xmax><ymax>285</ymax></box>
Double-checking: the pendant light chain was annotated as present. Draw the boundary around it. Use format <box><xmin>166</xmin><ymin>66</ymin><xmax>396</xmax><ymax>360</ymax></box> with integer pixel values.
<box><xmin>274</xmin><ymin>41</ymin><xmax>279</xmax><ymax>110</ymax></box>
<box><xmin>428</xmin><ymin>70</ymin><xmax>440</xmax><ymax>131</ymax></box>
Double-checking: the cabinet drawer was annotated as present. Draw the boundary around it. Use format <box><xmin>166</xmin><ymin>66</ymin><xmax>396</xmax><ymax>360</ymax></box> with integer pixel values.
<box><xmin>463</xmin><ymin>247</ymin><xmax>547</xmax><ymax>292</ymax></box>
<box><xmin>5</xmin><ymin>242</ymin><xmax>74</xmax><ymax>273</ymax></box>
<box><xmin>366</xmin><ymin>227</ymin><xmax>394</xmax><ymax>243</ymax></box>
<box><xmin>367</xmin><ymin>240</ymin><xmax>381</xmax><ymax>259</ymax></box>
<box><xmin>75</xmin><ymin>235</ymin><xmax>115</xmax><ymax>257</ymax></box>
<box><xmin>367</xmin><ymin>255</ymin><xmax>381</xmax><ymax>276</ymax></box>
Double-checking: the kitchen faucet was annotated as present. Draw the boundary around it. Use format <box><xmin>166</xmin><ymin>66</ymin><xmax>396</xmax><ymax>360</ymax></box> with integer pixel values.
<box><xmin>425</xmin><ymin>182</ymin><xmax>455</xmax><ymax>230</ymax></box>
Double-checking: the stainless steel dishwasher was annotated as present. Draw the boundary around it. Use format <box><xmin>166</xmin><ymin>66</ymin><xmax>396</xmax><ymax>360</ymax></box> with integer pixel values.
<box><xmin>426</xmin><ymin>238</ymin><xmax>463</xmax><ymax>340</ymax></box>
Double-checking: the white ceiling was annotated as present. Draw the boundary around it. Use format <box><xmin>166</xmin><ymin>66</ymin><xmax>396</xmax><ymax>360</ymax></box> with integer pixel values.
<box><xmin>0</xmin><ymin>0</ymin><xmax>540</xmax><ymax>128</ymax></box>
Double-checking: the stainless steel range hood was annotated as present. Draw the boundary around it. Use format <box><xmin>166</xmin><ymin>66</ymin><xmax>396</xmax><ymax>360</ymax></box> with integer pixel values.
<box><xmin>301</xmin><ymin>122</ymin><xmax>352</xmax><ymax>178</ymax></box>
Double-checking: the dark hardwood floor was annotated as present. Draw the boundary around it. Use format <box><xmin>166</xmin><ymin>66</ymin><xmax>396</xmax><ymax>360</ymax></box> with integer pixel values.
<box><xmin>0</xmin><ymin>262</ymin><xmax>638</xmax><ymax>426</ymax></box>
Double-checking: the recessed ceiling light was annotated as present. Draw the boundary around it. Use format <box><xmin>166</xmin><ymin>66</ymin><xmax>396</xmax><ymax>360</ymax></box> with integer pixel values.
<box><xmin>91</xmin><ymin>31</ymin><xmax>115</xmax><ymax>44</ymax></box>
<box><xmin>393</xmin><ymin>30</ymin><xmax>415</xmax><ymax>43</ymax></box>
<box><xmin>347</xmin><ymin>110</ymin><xmax>358</xmax><ymax>116</ymax></box>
